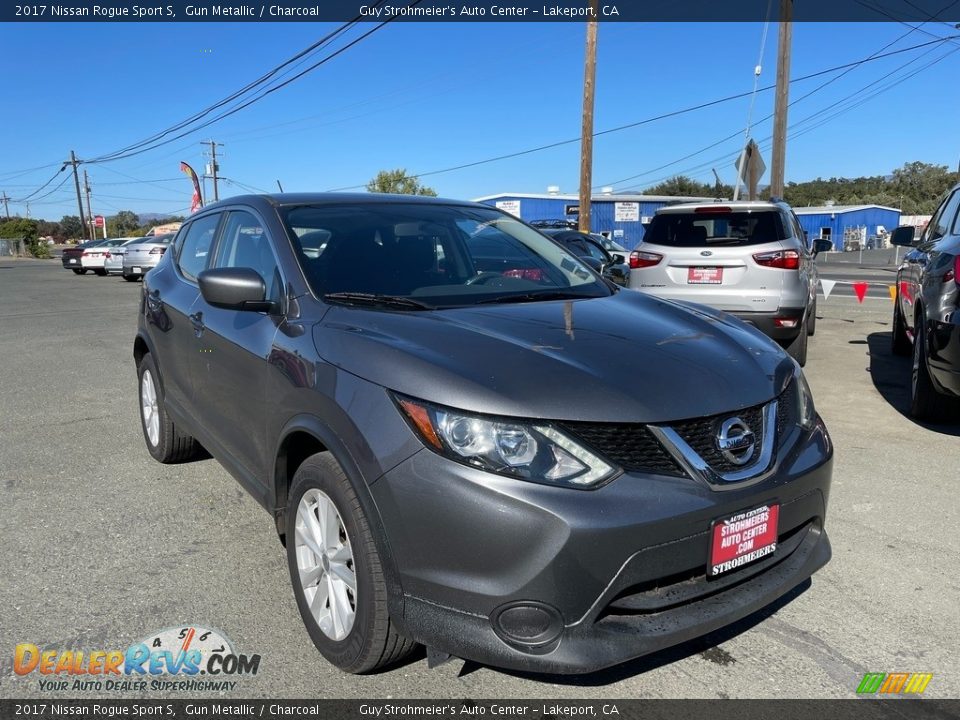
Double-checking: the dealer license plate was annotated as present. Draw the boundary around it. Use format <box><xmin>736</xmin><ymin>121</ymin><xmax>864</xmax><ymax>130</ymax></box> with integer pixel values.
<box><xmin>688</xmin><ymin>266</ymin><xmax>723</xmax><ymax>284</ymax></box>
<box><xmin>69</xmin><ymin>258</ymin><xmax>77</xmax><ymax>264</ymax></box>
<box><xmin>132</xmin><ymin>267</ymin><xmax>142</xmax><ymax>274</ymax></box>
<box><xmin>708</xmin><ymin>504</ymin><xmax>779</xmax><ymax>576</ymax></box>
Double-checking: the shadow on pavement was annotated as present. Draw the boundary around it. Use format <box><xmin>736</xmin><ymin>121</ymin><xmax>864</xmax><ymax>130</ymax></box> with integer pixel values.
<box><xmin>468</xmin><ymin>579</ymin><xmax>812</xmax><ymax>686</ymax></box>
<box><xmin>866</xmin><ymin>332</ymin><xmax>960</xmax><ymax>437</ymax></box>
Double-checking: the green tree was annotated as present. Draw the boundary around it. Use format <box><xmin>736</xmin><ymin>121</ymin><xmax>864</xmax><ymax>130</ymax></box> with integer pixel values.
<box><xmin>644</xmin><ymin>175</ymin><xmax>732</xmax><ymax>199</ymax></box>
<box><xmin>0</xmin><ymin>217</ymin><xmax>47</xmax><ymax>257</ymax></box>
<box><xmin>59</xmin><ymin>215</ymin><xmax>85</xmax><ymax>240</ymax></box>
<box><xmin>366</xmin><ymin>168</ymin><xmax>437</xmax><ymax>196</ymax></box>
<box><xmin>107</xmin><ymin>210</ymin><xmax>141</xmax><ymax>237</ymax></box>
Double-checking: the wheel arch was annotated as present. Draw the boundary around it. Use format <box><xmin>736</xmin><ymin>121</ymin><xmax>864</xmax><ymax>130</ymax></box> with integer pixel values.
<box><xmin>273</xmin><ymin>416</ymin><xmax>407</xmax><ymax>630</ymax></box>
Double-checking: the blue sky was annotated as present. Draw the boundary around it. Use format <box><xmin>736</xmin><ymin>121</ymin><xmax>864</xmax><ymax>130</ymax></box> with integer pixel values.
<box><xmin>3</xmin><ymin>21</ymin><xmax>959</xmax><ymax>220</ymax></box>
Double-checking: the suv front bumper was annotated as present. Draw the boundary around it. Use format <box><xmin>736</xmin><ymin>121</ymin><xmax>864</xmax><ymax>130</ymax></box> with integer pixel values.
<box><xmin>370</xmin><ymin>420</ymin><xmax>832</xmax><ymax>674</ymax></box>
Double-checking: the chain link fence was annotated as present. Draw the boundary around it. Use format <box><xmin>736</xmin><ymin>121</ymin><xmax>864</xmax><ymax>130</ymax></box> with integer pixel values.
<box><xmin>0</xmin><ymin>238</ymin><xmax>26</xmax><ymax>257</ymax></box>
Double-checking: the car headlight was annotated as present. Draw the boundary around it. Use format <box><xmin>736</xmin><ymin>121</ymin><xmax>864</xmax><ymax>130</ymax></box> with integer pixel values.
<box><xmin>395</xmin><ymin>396</ymin><xmax>618</xmax><ymax>489</ymax></box>
<box><xmin>790</xmin><ymin>365</ymin><xmax>817</xmax><ymax>430</ymax></box>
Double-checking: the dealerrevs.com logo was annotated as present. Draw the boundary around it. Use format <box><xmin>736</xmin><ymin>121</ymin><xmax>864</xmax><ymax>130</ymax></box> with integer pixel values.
<box><xmin>856</xmin><ymin>673</ymin><xmax>933</xmax><ymax>695</ymax></box>
<box><xmin>14</xmin><ymin>626</ymin><xmax>260</xmax><ymax>692</ymax></box>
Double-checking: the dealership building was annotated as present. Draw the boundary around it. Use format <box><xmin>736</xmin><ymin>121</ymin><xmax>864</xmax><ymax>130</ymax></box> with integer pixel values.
<box><xmin>474</xmin><ymin>192</ymin><xmax>713</xmax><ymax>248</ymax></box>
<box><xmin>477</xmin><ymin>192</ymin><xmax>902</xmax><ymax>252</ymax></box>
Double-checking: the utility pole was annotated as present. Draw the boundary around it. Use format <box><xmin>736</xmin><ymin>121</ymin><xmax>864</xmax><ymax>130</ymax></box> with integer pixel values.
<box><xmin>1</xmin><ymin>192</ymin><xmax>9</xmax><ymax>219</ymax></box>
<box><xmin>63</xmin><ymin>150</ymin><xmax>87</xmax><ymax>239</ymax></box>
<box><xmin>203</xmin><ymin>140</ymin><xmax>221</xmax><ymax>202</ymax></box>
<box><xmin>83</xmin><ymin>170</ymin><xmax>95</xmax><ymax>241</ymax></box>
<box><xmin>769</xmin><ymin>0</ymin><xmax>793</xmax><ymax>198</ymax></box>
<box><xmin>577</xmin><ymin>0</ymin><xmax>599</xmax><ymax>234</ymax></box>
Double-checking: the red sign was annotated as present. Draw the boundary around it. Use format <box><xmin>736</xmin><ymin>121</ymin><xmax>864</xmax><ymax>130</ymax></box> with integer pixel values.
<box><xmin>688</xmin><ymin>266</ymin><xmax>723</xmax><ymax>284</ymax></box>
<box><xmin>709</xmin><ymin>504</ymin><xmax>779</xmax><ymax>576</ymax></box>
<box><xmin>94</xmin><ymin>215</ymin><xmax>105</xmax><ymax>228</ymax></box>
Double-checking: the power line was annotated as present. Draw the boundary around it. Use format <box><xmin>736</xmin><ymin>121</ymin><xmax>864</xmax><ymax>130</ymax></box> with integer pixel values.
<box><xmin>326</xmin><ymin>33</ymin><xmax>960</xmax><ymax>192</ymax></box>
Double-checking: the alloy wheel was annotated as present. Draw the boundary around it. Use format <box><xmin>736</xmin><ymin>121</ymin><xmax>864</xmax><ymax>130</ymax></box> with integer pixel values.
<box><xmin>294</xmin><ymin>489</ymin><xmax>357</xmax><ymax>641</ymax></box>
<box><xmin>140</xmin><ymin>369</ymin><xmax>160</xmax><ymax>447</ymax></box>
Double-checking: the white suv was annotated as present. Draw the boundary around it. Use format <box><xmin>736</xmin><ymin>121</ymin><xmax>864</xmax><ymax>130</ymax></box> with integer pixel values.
<box><xmin>629</xmin><ymin>200</ymin><xmax>817</xmax><ymax>365</ymax></box>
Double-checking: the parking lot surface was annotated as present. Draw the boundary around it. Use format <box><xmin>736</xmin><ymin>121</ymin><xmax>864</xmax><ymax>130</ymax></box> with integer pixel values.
<box><xmin>1</xmin><ymin>259</ymin><xmax>957</xmax><ymax>699</ymax></box>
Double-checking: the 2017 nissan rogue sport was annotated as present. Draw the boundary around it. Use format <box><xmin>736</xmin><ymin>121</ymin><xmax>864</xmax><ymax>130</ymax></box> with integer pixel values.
<box><xmin>134</xmin><ymin>194</ymin><xmax>833</xmax><ymax>674</ymax></box>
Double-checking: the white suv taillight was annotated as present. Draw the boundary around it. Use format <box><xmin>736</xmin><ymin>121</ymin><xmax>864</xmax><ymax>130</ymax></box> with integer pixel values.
<box><xmin>753</xmin><ymin>250</ymin><xmax>800</xmax><ymax>270</ymax></box>
<box><xmin>629</xmin><ymin>250</ymin><xmax>663</xmax><ymax>269</ymax></box>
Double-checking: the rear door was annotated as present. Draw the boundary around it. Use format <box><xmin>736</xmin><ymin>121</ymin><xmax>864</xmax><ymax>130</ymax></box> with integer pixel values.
<box><xmin>632</xmin><ymin>207</ymin><xmax>787</xmax><ymax>313</ymax></box>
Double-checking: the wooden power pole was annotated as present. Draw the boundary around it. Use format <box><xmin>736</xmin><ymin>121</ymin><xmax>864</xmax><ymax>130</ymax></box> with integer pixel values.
<box><xmin>578</xmin><ymin>0</ymin><xmax>599</xmax><ymax>234</ymax></box>
<box><xmin>769</xmin><ymin>0</ymin><xmax>793</xmax><ymax>198</ymax></box>
<box><xmin>63</xmin><ymin>150</ymin><xmax>87</xmax><ymax>238</ymax></box>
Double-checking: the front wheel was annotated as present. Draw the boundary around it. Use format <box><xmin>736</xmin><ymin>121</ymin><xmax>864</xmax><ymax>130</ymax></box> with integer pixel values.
<box><xmin>71</xmin><ymin>268</ymin><xmax>83</xmax><ymax>275</ymax></box>
<box><xmin>286</xmin><ymin>453</ymin><xmax>417</xmax><ymax>674</ymax></box>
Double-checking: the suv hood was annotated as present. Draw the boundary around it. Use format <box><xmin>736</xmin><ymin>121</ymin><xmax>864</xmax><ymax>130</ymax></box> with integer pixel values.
<box><xmin>312</xmin><ymin>291</ymin><xmax>795</xmax><ymax>423</ymax></box>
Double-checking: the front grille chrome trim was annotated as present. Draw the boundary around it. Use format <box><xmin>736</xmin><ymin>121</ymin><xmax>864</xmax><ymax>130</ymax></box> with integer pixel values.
<box><xmin>649</xmin><ymin>401</ymin><xmax>778</xmax><ymax>489</ymax></box>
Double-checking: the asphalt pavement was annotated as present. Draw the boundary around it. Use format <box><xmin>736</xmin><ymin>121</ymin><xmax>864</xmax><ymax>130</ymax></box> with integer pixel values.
<box><xmin>0</xmin><ymin>259</ymin><xmax>957</xmax><ymax>700</ymax></box>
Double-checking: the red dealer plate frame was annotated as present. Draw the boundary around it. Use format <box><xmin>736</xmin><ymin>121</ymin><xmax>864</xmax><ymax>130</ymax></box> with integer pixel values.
<box><xmin>688</xmin><ymin>266</ymin><xmax>723</xmax><ymax>284</ymax></box>
<box><xmin>708</xmin><ymin>504</ymin><xmax>779</xmax><ymax>577</ymax></box>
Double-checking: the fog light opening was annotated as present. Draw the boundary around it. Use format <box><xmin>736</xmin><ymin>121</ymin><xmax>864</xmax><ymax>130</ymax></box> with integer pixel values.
<box><xmin>491</xmin><ymin>602</ymin><xmax>564</xmax><ymax>653</ymax></box>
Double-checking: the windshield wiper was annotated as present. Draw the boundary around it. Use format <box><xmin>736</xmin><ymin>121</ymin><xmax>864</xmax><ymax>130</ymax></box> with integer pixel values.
<box><xmin>475</xmin><ymin>290</ymin><xmax>593</xmax><ymax>305</ymax></box>
<box><xmin>322</xmin><ymin>292</ymin><xmax>434</xmax><ymax>310</ymax></box>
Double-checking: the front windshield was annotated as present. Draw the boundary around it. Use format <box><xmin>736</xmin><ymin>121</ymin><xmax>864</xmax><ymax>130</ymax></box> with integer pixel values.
<box><xmin>282</xmin><ymin>203</ymin><xmax>610</xmax><ymax>307</ymax></box>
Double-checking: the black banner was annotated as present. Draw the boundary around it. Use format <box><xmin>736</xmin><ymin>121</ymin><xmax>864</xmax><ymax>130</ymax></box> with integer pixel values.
<box><xmin>4</xmin><ymin>0</ymin><xmax>960</xmax><ymax>22</ymax></box>
<box><xmin>1</xmin><ymin>700</ymin><xmax>959</xmax><ymax>720</ymax></box>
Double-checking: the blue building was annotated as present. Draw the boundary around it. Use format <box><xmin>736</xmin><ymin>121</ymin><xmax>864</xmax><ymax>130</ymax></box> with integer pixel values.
<box><xmin>474</xmin><ymin>192</ymin><xmax>713</xmax><ymax>248</ymax></box>
<box><xmin>794</xmin><ymin>204</ymin><xmax>900</xmax><ymax>251</ymax></box>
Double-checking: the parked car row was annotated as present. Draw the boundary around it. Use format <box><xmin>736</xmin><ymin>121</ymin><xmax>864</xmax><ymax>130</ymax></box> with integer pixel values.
<box><xmin>60</xmin><ymin>234</ymin><xmax>176</xmax><ymax>280</ymax></box>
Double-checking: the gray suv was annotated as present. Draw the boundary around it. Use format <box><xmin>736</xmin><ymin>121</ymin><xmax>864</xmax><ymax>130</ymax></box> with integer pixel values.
<box><xmin>134</xmin><ymin>193</ymin><xmax>832</xmax><ymax>675</ymax></box>
<box><xmin>629</xmin><ymin>201</ymin><xmax>818</xmax><ymax>365</ymax></box>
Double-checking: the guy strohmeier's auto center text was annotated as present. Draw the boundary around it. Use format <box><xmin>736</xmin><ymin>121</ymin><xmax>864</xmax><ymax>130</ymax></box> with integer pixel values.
<box><xmin>14</xmin><ymin>3</ymin><xmax>620</xmax><ymax>18</ymax></box>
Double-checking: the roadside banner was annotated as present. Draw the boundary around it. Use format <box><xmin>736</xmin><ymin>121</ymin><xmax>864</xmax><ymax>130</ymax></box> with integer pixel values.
<box><xmin>852</xmin><ymin>282</ymin><xmax>869</xmax><ymax>303</ymax></box>
<box><xmin>180</xmin><ymin>161</ymin><xmax>203</xmax><ymax>214</ymax></box>
<box><xmin>820</xmin><ymin>278</ymin><xmax>837</xmax><ymax>300</ymax></box>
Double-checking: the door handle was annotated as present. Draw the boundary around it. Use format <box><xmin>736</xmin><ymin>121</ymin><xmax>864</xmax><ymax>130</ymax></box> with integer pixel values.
<box><xmin>189</xmin><ymin>311</ymin><xmax>204</xmax><ymax>333</ymax></box>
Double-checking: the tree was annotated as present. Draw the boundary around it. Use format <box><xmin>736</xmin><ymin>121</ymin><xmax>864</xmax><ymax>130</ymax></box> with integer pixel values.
<box><xmin>0</xmin><ymin>217</ymin><xmax>47</xmax><ymax>257</ymax></box>
<box><xmin>644</xmin><ymin>175</ymin><xmax>732</xmax><ymax>199</ymax></box>
<box><xmin>59</xmin><ymin>215</ymin><xmax>84</xmax><ymax>240</ymax></box>
<box><xmin>366</xmin><ymin>169</ymin><xmax>437</xmax><ymax>196</ymax></box>
<box><xmin>108</xmin><ymin>210</ymin><xmax>140</xmax><ymax>237</ymax></box>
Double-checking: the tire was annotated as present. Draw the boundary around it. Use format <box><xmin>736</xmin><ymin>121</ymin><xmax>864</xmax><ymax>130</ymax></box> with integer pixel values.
<box><xmin>71</xmin><ymin>268</ymin><xmax>83</xmax><ymax>275</ymax></box>
<box><xmin>783</xmin><ymin>317</ymin><xmax>808</xmax><ymax>366</ymax></box>
<box><xmin>94</xmin><ymin>268</ymin><xmax>107</xmax><ymax>276</ymax></box>
<box><xmin>807</xmin><ymin>298</ymin><xmax>817</xmax><ymax>336</ymax></box>
<box><xmin>286</xmin><ymin>453</ymin><xmax>417</xmax><ymax>674</ymax></box>
<box><xmin>137</xmin><ymin>353</ymin><xmax>198</xmax><ymax>463</ymax></box>
<box><xmin>124</xmin><ymin>275</ymin><xmax>139</xmax><ymax>282</ymax></box>
<box><xmin>891</xmin><ymin>294</ymin><xmax>911</xmax><ymax>356</ymax></box>
<box><xmin>79</xmin><ymin>268</ymin><xmax>88</xmax><ymax>275</ymax></box>
<box><xmin>909</xmin><ymin>318</ymin><xmax>959</xmax><ymax>421</ymax></box>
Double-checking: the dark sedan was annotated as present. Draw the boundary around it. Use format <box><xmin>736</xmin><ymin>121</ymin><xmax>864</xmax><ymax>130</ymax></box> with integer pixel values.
<box><xmin>539</xmin><ymin>228</ymin><xmax>629</xmax><ymax>286</ymax></box>
<box><xmin>134</xmin><ymin>193</ymin><xmax>832</xmax><ymax>675</ymax></box>
<box><xmin>890</xmin><ymin>185</ymin><xmax>960</xmax><ymax>421</ymax></box>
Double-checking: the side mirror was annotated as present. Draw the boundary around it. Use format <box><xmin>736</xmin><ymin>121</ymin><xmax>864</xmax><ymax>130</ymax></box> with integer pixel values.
<box><xmin>813</xmin><ymin>238</ymin><xmax>833</xmax><ymax>254</ymax></box>
<box><xmin>889</xmin><ymin>225</ymin><xmax>916</xmax><ymax>247</ymax></box>
<box><xmin>611</xmin><ymin>253</ymin><xmax>625</xmax><ymax>265</ymax></box>
<box><xmin>198</xmin><ymin>267</ymin><xmax>276</xmax><ymax>312</ymax></box>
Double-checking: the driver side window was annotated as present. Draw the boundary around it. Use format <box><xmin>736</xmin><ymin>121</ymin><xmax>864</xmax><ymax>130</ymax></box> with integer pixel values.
<box><xmin>213</xmin><ymin>210</ymin><xmax>282</xmax><ymax>304</ymax></box>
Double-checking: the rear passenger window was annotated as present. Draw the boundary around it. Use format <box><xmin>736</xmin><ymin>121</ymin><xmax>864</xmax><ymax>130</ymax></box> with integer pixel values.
<box><xmin>177</xmin><ymin>214</ymin><xmax>220</xmax><ymax>282</ymax></box>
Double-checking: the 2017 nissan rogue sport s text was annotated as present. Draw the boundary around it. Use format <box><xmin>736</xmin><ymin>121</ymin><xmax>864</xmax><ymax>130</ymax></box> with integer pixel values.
<box><xmin>134</xmin><ymin>194</ymin><xmax>832</xmax><ymax>674</ymax></box>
